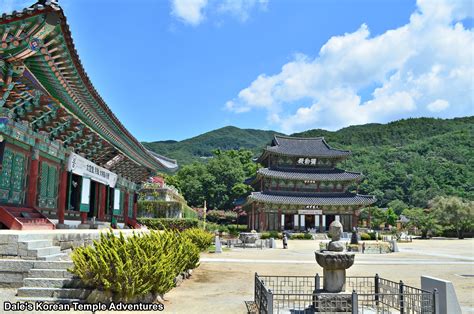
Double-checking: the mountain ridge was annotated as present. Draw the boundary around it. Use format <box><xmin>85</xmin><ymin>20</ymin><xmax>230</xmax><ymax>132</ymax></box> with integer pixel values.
<box><xmin>142</xmin><ymin>116</ymin><xmax>473</xmax><ymax>165</ymax></box>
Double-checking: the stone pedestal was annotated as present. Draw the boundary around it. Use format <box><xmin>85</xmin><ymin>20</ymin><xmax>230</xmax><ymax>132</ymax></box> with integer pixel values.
<box><xmin>315</xmin><ymin>251</ymin><xmax>355</xmax><ymax>293</ymax></box>
<box><xmin>78</xmin><ymin>223</ymin><xmax>91</xmax><ymax>229</ymax></box>
<box><xmin>313</xmin><ymin>293</ymin><xmax>352</xmax><ymax>312</ymax></box>
<box><xmin>55</xmin><ymin>223</ymin><xmax>69</xmax><ymax>229</ymax></box>
<box><xmin>323</xmin><ymin>268</ymin><xmax>346</xmax><ymax>292</ymax></box>
<box><xmin>215</xmin><ymin>236</ymin><xmax>222</xmax><ymax>253</ymax></box>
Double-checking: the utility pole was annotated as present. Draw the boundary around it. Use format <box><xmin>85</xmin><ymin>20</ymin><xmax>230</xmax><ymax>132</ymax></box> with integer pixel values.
<box><xmin>203</xmin><ymin>200</ymin><xmax>207</xmax><ymax>230</ymax></box>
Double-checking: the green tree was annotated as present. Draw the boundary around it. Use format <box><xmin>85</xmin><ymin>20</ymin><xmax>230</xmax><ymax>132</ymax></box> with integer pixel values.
<box><xmin>388</xmin><ymin>199</ymin><xmax>408</xmax><ymax>216</ymax></box>
<box><xmin>166</xmin><ymin>149</ymin><xmax>258</xmax><ymax>210</ymax></box>
<box><xmin>385</xmin><ymin>208</ymin><xmax>398</xmax><ymax>227</ymax></box>
<box><xmin>430</xmin><ymin>196</ymin><xmax>474</xmax><ymax>239</ymax></box>
<box><xmin>402</xmin><ymin>207</ymin><xmax>440</xmax><ymax>239</ymax></box>
<box><xmin>362</xmin><ymin>207</ymin><xmax>386</xmax><ymax>230</ymax></box>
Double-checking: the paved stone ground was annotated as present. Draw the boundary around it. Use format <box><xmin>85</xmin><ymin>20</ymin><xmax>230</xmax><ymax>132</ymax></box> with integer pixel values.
<box><xmin>162</xmin><ymin>239</ymin><xmax>474</xmax><ymax>314</ymax></box>
<box><xmin>0</xmin><ymin>238</ymin><xmax>472</xmax><ymax>313</ymax></box>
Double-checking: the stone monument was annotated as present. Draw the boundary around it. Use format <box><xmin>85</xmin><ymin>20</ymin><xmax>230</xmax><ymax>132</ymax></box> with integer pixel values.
<box><xmin>315</xmin><ymin>220</ymin><xmax>355</xmax><ymax>293</ymax></box>
<box><xmin>350</xmin><ymin>227</ymin><xmax>359</xmax><ymax>245</ymax></box>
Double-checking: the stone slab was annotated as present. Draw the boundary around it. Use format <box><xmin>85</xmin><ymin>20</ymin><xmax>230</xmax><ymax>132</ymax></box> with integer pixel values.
<box><xmin>0</xmin><ymin>243</ymin><xmax>18</xmax><ymax>256</ymax></box>
<box><xmin>421</xmin><ymin>275</ymin><xmax>461</xmax><ymax>314</ymax></box>
<box><xmin>0</xmin><ymin>260</ymin><xmax>34</xmax><ymax>272</ymax></box>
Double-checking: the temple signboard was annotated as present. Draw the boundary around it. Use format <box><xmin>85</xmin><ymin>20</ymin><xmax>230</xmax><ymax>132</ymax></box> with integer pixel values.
<box><xmin>67</xmin><ymin>153</ymin><xmax>118</xmax><ymax>187</ymax></box>
<box><xmin>298</xmin><ymin>209</ymin><xmax>322</xmax><ymax>215</ymax></box>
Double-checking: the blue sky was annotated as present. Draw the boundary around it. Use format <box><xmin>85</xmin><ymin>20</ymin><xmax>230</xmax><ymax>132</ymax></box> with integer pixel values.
<box><xmin>2</xmin><ymin>0</ymin><xmax>473</xmax><ymax>141</ymax></box>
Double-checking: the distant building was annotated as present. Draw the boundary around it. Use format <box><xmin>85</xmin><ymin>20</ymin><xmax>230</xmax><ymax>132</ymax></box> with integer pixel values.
<box><xmin>138</xmin><ymin>177</ymin><xmax>196</xmax><ymax>219</ymax></box>
<box><xmin>244</xmin><ymin>135</ymin><xmax>376</xmax><ymax>232</ymax></box>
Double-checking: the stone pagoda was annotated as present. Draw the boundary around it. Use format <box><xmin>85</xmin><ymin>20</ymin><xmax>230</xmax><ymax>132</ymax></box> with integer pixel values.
<box><xmin>244</xmin><ymin>135</ymin><xmax>376</xmax><ymax>232</ymax></box>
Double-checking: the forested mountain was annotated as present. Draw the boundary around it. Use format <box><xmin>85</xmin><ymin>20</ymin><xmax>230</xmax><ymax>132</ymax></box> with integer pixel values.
<box><xmin>144</xmin><ymin>117</ymin><xmax>473</xmax><ymax>208</ymax></box>
<box><xmin>291</xmin><ymin>117</ymin><xmax>473</xmax><ymax>207</ymax></box>
<box><xmin>142</xmin><ymin>126</ymin><xmax>282</xmax><ymax>164</ymax></box>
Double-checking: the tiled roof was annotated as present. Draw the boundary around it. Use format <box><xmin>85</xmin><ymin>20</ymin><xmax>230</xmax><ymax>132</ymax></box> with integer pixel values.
<box><xmin>248</xmin><ymin>192</ymin><xmax>376</xmax><ymax>206</ymax></box>
<box><xmin>147</xmin><ymin>150</ymin><xmax>178</xmax><ymax>171</ymax></box>
<box><xmin>257</xmin><ymin>168</ymin><xmax>362</xmax><ymax>181</ymax></box>
<box><xmin>265</xmin><ymin>135</ymin><xmax>351</xmax><ymax>157</ymax></box>
<box><xmin>0</xmin><ymin>1</ymin><xmax>177</xmax><ymax>173</ymax></box>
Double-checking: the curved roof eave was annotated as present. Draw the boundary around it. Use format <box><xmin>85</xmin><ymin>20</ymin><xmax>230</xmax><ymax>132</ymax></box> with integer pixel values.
<box><xmin>0</xmin><ymin>1</ymin><xmax>173</xmax><ymax>173</ymax></box>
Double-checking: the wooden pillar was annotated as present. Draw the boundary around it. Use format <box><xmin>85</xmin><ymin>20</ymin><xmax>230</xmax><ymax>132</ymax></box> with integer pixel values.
<box><xmin>26</xmin><ymin>157</ymin><xmax>39</xmax><ymax>208</ymax></box>
<box><xmin>133</xmin><ymin>194</ymin><xmax>138</xmax><ymax>219</ymax></box>
<box><xmin>259</xmin><ymin>207</ymin><xmax>264</xmax><ymax>232</ymax></box>
<box><xmin>98</xmin><ymin>184</ymin><xmax>106</xmax><ymax>221</ymax></box>
<box><xmin>123</xmin><ymin>191</ymin><xmax>129</xmax><ymax>225</ymax></box>
<box><xmin>367</xmin><ymin>207</ymin><xmax>371</xmax><ymax>229</ymax></box>
<box><xmin>57</xmin><ymin>167</ymin><xmax>68</xmax><ymax>224</ymax></box>
<box><xmin>278</xmin><ymin>209</ymin><xmax>282</xmax><ymax>231</ymax></box>
<box><xmin>80</xmin><ymin>212</ymin><xmax>87</xmax><ymax>224</ymax></box>
<box><xmin>352</xmin><ymin>210</ymin><xmax>359</xmax><ymax>229</ymax></box>
<box><xmin>251</xmin><ymin>203</ymin><xmax>255</xmax><ymax>230</ymax></box>
<box><xmin>319</xmin><ymin>215</ymin><xmax>324</xmax><ymax>233</ymax></box>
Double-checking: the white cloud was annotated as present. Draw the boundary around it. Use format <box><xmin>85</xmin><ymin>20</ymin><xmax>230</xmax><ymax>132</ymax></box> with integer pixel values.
<box><xmin>171</xmin><ymin>0</ymin><xmax>208</xmax><ymax>26</ymax></box>
<box><xmin>427</xmin><ymin>99</ymin><xmax>450</xmax><ymax>112</ymax></box>
<box><xmin>170</xmin><ymin>0</ymin><xmax>267</xmax><ymax>25</ymax></box>
<box><xmin>226</xmin><ymin>0</ymin><xmax>474</xmax><ymax>133</ymax></box>
<box><xmin>218</xmin><ymin>0</ymin><xmax>268</xmax><ymax>22</ymax></box>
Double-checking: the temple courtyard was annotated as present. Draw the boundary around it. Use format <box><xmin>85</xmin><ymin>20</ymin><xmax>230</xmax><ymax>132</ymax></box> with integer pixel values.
<box><xmin>163</xmin><ymin>238</ymin><xmax>474</xmax><ymax>314</ymax></box>
<box><xmin>0</xmin><ymin>238</ymin><xmax>472</xmax><ymax>313</ymax></box>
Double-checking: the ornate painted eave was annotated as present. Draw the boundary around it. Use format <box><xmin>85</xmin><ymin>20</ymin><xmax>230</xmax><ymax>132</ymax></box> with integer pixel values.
<box><xmin>0</xmin><ymin>1</ymin><xmax>178</xmax><ymax>180</ymax></box>
<box><xmin>256</xmin><ymin>167</ymin><xmax>363</xmax><ymax>182</ymax></box>
<box><xmin>246</xmin><ymin>192</ymin><xmax>376</xmax><ymax>207</ymax></box>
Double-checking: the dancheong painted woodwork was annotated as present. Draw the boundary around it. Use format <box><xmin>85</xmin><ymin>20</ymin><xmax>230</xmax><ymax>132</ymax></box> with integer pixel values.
<box><xmin>244</xmin><ymin>135</ymin><xmax>376</xmax><ymax>232</ymax></box>
<box><xmin>0</xmin><ymin>1</ymin><xmax>177</xmax><ymax>230</ymax></box>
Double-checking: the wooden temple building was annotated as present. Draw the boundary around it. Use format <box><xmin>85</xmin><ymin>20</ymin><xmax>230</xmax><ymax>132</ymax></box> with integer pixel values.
<box><xmin>245</xmin><ymin>135</ymin><xmax>376</xmax><ymax>232</ymax></box>
<box><xmin>0</xmin><ymin>1</ymin><xmax>177</xmax><ymax>230</ymax></box>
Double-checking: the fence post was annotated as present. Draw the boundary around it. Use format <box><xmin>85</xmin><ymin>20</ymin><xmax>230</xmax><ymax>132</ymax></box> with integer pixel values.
<box><xmin>374</xmin><ymin>273</ymin><xmax>379</xmax><ymax>305</ymax></box>
<box><xmin>399</xmin><ymin>280</ymin><xmax>405</xmax><ymax>314</ymax></box>
<box><xmin>312</xmin><ymin>273</ymin><xmax>320</xmax><ymax>311</ymax></box>
<box><xmin>351</xmin><ymin>290</ymin><xmax>358</xmax><ymax>314</ymax></box>
<box><xmin>433</xmin><ymin>288</ymin><xmax>439</xmax><ymax>314</ymax></box>
<box><xmin>267</xmin><ymin>289</ymin><xmax>273</xmax><ymax>314</ymax></box>
<box><xmin>254</xmin><ymin>273</ymin><xmax>257</xmax><ymax>303</ymax></box>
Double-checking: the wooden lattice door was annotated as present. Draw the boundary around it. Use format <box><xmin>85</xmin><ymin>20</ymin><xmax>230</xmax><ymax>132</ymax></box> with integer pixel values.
<box><xmin>38</xmin><ymin>161</ymin><xmax>58</xmax><ymax>208</ymax></box>
<box><xmin>0</xmin><ymin>147</ymin><xmax>27</xmax><ymax>204</ymax></box>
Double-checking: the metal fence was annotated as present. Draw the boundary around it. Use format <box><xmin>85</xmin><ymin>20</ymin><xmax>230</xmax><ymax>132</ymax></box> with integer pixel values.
<box><xmin>253</xmin><ymin>273</ymin><xmax>438</xmax><ymax>314</ymax></box>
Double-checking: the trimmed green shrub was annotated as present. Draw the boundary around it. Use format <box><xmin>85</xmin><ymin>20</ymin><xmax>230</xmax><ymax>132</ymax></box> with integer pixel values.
<box><xmin>182</xmin><ymin>228</ymin><xmax>214</xmax><ymax>251</ymax></box>
<box><xmin>260</xmin><ymin>231</ymin><xmax>282</xmax><ymax>239</ymax></box>
<box><xmin>138</xmin><ymin>218</ymin><xmax>199</xmax><ymax>231</ymax></box>
<box><xmin>227</xmin><ymin>224</ymin><xmax>248</xmax><ymax>235</ymax></box>
<box><xmin>206</xmin><ymin>210</ymin><xmax>238</xmax><ymax>224</ymax></box>
<box><xmin>290</xmin><ymin>233</ymin><xmax>313</xmax><ymax>240</ymax></box>
<box><xmin>182</xmin><ymin>205</ymin><xmax>198</xmax><ymax>219</ymax></box>
<box><xmin>360</xmin><ymin>233</ymin><xmax>371</xmax><ymax>241</ymax></box>
<box><xmin>199</xmin><ymin>221</ymin><xmax>228</xmax><ymax>233</ymax></box>
<box><xmin>368</xmin><ymin>232</ymin><xmax>382</xmax><ymax>240</ymax></box>
<box><xmin>70</xmin><ymin>230</ymin><xmax>200</xmax><ymax>302</ymax></box>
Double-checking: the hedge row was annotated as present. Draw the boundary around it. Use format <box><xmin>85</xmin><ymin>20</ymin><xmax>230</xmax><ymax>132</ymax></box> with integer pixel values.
<box><xmin>138</xmin><ymin>218</ymin><xmax>199</xmax><ymax>231</ymax></box>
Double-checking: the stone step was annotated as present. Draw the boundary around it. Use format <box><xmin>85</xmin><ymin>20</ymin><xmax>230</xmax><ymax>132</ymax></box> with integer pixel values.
<box><xmin>33</xmin><ymin>260</ymin><xmax>73</xmax><ymax>269</ymax></box>
<box><xmin>28</xmin><ymin>246</ymin><xmax>61</xmax><ymax>258</ymax></box>
<box><xmin>18</xmin><ymin>239</ymin><xmax>53</xmax><ymax>250</ymax></box>
<box><xmin>37</xmin><ymin>252</ymin><xmax>69</xmax><ymax>261</ymax></box>
<box><xmin>17</xmin><ymin>233</ymin><xmax>56</xmax><ymax>242</ymax></box>
<box><xmin>28</xmin><ymin>269</ymin><xmax>74</xmax><ymax>279</ymax></box>
<box><xmin>23</xmin><ymin>278</ymin><xmax>81</xmax><ymax>288</ymax></box>
<box><xmin>16</xmin><ymin>296</ymin><xmax>82</xmax><ymax>304</ymax></box>
<box><xmin>17</xmin><ymin>287</ymin><xmax>90</xmax><ymax>299</ymax></box>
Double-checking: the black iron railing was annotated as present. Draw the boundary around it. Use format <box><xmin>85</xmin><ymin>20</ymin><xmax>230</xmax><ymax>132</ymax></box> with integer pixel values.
<box><xmin>253</xmin><ymin>273</ymin><xmax>438</xmax><ymax>314</ymax></box>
